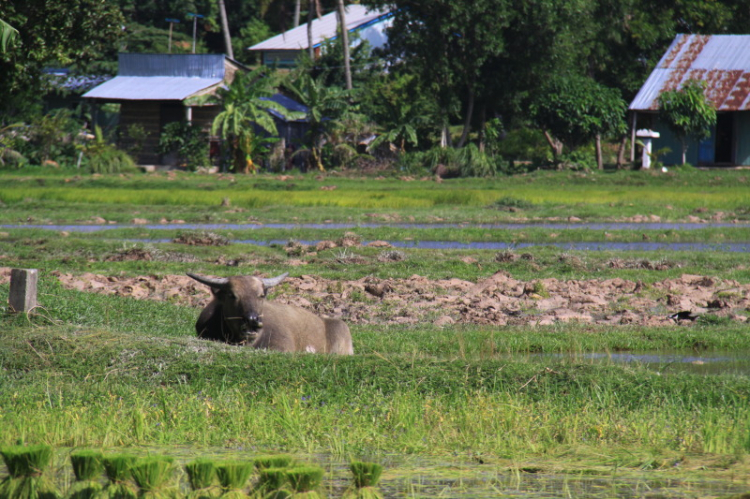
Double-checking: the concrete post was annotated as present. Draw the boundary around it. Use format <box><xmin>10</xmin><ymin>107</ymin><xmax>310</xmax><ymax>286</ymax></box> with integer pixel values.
<box><xmin>9</xmin><ymin>268</ymin><xmax>38</xmax><ymax>313</ymax></box>
<box><xmin>636</xmin><ymin>129</ymin><xmax>660</xmax><ymax>170</ymax></box>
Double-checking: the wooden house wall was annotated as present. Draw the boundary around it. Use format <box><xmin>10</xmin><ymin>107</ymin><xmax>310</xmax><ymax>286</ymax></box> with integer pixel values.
<box><xmin>119</xmin><ymin>101</ymin><xmax>161</xmax><ymax>164</ymax></box>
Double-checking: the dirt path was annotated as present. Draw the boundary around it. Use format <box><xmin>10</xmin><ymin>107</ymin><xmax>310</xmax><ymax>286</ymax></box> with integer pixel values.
<box><xmin>3</xmin><ymin>267</ymin><xmax>747</xmax><ymax>327</ymax></box>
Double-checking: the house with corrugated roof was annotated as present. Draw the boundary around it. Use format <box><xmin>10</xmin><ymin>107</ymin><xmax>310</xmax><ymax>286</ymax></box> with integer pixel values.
<box><xmin>629</xmin><ymin>34</ymin><xmax>750</xmax><ymax>167</ymax></box>
<box><xmin>249</xmin><ymin>4</ymin><xmax>392</xmax><ymax>68</ymax></box>
<box><xmin>83</xmin><ymin>53</ymin><xmax>309</xmax><ymax>166</ymax></box>
<box><xmin>83</xmin><ymin>53</ymin><xmax>241</xmax><ymax>165</ymax></box>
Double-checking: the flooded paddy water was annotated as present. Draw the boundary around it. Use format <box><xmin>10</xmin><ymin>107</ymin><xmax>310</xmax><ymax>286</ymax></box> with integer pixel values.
<box><xmin>6</xmin><ymin>221</ymin><xmax>750</xmax><ymax>252</ymax></box>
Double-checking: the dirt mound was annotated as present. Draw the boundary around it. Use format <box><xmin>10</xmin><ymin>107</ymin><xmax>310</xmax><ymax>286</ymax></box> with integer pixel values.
<box><xmin>5</xmin><ymin>267</ymin><xmax>743</xmax><ymax>327</ymax></box>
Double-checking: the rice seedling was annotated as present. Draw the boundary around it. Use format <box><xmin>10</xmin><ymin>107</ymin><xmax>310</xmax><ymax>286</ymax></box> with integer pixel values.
<box><xmin>215</xmin><ymin>462</ymin><xmax>254</xmax><ymax>499</ymax></box>
<box><xmin>101</xmin><ymin>455</ymin><xmax>139</xmax><ymax>499</ymax></box>
<box><xmin>129</xmin><ymin>457</ymin><xmax>178</xmax><ymax>499</ymax></box>
<box><xmin>284</xmin><ymin>468</ymin><xmax>323</xmax><ymax>499</ymax></box>
<box><xmin>67</xmin><ymin>451</ymin><xmax>105</xmax><ymax>499</ymax></box>
<box><xmin>252</xmin><ymin>457</ymin><xmax>295</xmax><ymax>472</ymax></box>
<box><xmin>250</xmin><ymin>469</ymin><xmax>289</xmax><ymax>499</ymax></box>
<box><xmin>0</xmin><ymin>445</ymin><xmax>59</xmax><ymax>499</ymax></box>
<box><xmin>184</xmin><ymin>460</ymin><xmax>219</xmax><ymax>499</ymax></box>
<box><xmin>342</xmin><ymin>462</ymin><xmax>383</xmax><ymax>499</ymax></box>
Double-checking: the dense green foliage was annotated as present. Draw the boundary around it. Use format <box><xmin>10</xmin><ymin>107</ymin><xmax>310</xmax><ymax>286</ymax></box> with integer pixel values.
<box><xmin>3</xmin><ymin>0</ymin><xmax>750</xmax><ymax>173</ymax></box>
<box><xmin>658</xmin><ymin>79</ymin><xmax>718</xmax><ymax>165</ymax></box>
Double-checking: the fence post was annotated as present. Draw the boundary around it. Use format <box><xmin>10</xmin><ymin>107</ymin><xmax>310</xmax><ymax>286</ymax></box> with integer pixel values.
<box><xmin>9</xmin><ymin>268</ymin><xmax>38</xmax><ymax>313</ymax></box>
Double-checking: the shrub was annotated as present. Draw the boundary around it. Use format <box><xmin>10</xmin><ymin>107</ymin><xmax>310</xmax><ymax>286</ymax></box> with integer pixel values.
<box><xmin>158</xmin><ymin>121</ymin><xmax>209</xmax><ymax>171</ymax></box>
<box><xmin>83</xmin><ymin>126</ymin><xmax>137</xmax><ymax>174</ymax></box>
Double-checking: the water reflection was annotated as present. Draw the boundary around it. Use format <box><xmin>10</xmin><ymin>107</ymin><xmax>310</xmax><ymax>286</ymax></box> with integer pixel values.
<box><xmin>517</xmin><ymin>351</ymin><xmax>750</xmax><ymax>376</ymax></box>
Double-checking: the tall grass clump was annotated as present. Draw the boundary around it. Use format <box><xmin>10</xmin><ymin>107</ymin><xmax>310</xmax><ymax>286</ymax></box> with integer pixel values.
<box><xmin>342</xmin><ymin>462</ymin><xmax>383</xmax><ymax>499</ymax></box>
<box><xmin>285</xmin><ymin>467</ymin><xmax>323</xmax><ymax>499</ymax></box>
<box><xmin>130</xmin><ymin>457</ymin><xmax>178</xmax><ymax>499</ymax></box>
<box><xmin>68</xmin><ymin>451</ymin><xmax>105</xmax><ymax>499</ymax></box>
<box><xmin>215</xmin><ymin>462</ymin><xmax>254</xmax><ymax>499</ymax></box>
<box><xmin>0</xmin><ymin>444</ymin><xmax>60</xmax><ymax>499</ymax></box>
<box><xmin>250</xmin><ymin>469</ymin><xmax>289</xmax><ymax>499</ymax></box>
<box><xmin>101</xmin><ymin>455</ymin><xmax>139</xmax><ymax>499</ymax></box>
<box><xmin>184</xmin><ymin>460</ymin><xmax>218</xmax><ymax>499</ymax></box>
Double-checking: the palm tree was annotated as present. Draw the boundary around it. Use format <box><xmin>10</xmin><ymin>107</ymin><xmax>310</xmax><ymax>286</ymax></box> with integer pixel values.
<box><xmin>210</xmin><ymin>68</ymin><xmax>298</xmax><ymax>173</ymax></box>
<box><xmin>285</xmin><ymin>72</ymin><xmax>353</xmax><ymax>171</ymax></box>
<box><xmin>369</xmin><ymin>96</ymin><xmax>421</xmax><ymax>155</ymax></box>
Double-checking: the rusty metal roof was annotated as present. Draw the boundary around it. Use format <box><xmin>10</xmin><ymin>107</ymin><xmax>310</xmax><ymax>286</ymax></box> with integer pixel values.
<box><xmin>83</xmin><ymin>54</ymin><xmax>226</xmax><ymax>101</ymax></box>
<box><xmin>629</xmin><ymin>34</ymin><xmax>750</xmax><ymax>111</ymax></box>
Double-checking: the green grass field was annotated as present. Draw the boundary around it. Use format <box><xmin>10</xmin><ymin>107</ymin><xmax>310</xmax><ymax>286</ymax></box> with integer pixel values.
<box><xmin>2</xmin><ymin>168</ymin><xmax>750</xmax><ymax>497</ymax></box>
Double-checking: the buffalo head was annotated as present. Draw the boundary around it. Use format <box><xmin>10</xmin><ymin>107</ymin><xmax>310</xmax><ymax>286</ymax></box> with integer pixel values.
<box><xmin>187</xmin><ymin>272</ymin><xmax>288</xmax><ymax>344</ymax></box>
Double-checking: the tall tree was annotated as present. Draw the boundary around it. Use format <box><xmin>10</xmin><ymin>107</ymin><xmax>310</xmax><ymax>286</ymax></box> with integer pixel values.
<box><xmin>531</xmin><ymin>74</ymin><xmax>626</xmax><ymax>168</ymax></box>
<box><xmin>367</xmin><ymin>0</ymin><xmax>510</xmax><ymax>148</ymax></box>
<box><xmin>218</xmin><ymin>0</ymin><xmax>233</xmax><ymax>59</ymax></box>
<box><xmin>0</xmin><ymin>0</ymin><xmax>125</xmax><ymax>117</ymax></box>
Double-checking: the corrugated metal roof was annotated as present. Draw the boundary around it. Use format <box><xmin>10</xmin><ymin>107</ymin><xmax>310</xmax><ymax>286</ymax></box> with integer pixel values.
<box><xmin>119</xmin><ymin>53</ymin><xmax>226</xmax><ymax>78</ymax></box>
<box><xmin>261</xmin><ymin>93</ymin><xmax>309</xmax><ymax>122</ymax></box>
<box><xmin>82</xmin><ymin>54</ymin><xmax>226</xmax><ymax>101</ymax></box>
<box><xmin>630</xmin><ymin>34</ymin><xmax>750</xmax><ymax>111</ymax></box>
<box><xmin>249</xmin><ymin>4</ymin><xmax>390</xmax><ymax>51</ymax></box>
<box><xmin>83</xmin><ymin>76</ymin><xmax>223</xmax><ymax>100</ymax></box>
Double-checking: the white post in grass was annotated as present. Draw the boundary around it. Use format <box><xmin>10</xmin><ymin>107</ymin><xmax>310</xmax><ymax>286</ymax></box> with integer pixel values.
<box><xmin>9</xmin><ymin>268</ymin><xmax>38</xmax><ymax>313</ymax></box>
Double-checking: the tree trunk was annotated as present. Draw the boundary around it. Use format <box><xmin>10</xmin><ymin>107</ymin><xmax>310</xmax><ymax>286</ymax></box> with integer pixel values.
<box><xmin>543</xmin><ymin>130</ymin><xmax>563</xmax><ymax>159</ymax></box>
<box><xmin>595</xmin><ymin>133</ymin><xmax>603</xmax><ymax>170</ymax></box>
<box><xmin>293</xmin><ymin>0</ymin><xmax>301</xmax><ymax>27</ymax></box>
<box><xmin>336</xmin><ymin>0</ymin><xmax>352</xmax><ymax>91</ymax></box>
<box><xmin>307</xmin><ymin>0</ymin><xmax>315</xmax><ymax>60</ymax></box>
<box><xmin>478</xmin><ymin>106</ymin><xmax>486</xmax><ymax>153</ymax></box>
<box><xmin>456</xmin><ymin>88</ymin><xmax>475</xmax><ymax>149</ymax></box>
<box><xmin>218</xmin><ymin>0</ymin><xmax>233</xmax><ymax>59</ymax></box>
<box><xmin>616</xmin><ymin>134</ymin><xmax>628</xmax><ymax>169</ymax></box>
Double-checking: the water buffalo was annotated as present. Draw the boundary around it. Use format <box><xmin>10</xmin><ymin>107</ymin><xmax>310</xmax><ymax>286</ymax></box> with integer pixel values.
<box><xmin>187</xmin><ymin>272</ymin><xmax>353</xmax><ymax>355</ymax></box>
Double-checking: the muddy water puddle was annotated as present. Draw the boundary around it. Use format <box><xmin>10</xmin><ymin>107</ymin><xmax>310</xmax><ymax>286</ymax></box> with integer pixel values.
<box><xmin>515</xmin><ymin>350</ymin><xmax>750</xmax><ymax>376</ymax></box>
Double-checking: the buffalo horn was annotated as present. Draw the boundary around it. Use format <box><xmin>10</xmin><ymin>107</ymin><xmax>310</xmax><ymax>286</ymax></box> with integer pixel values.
<box><xmin>187</xmin><ymin>273</ymin><xmax>230</xmax><ymax>288</ymax></box>
<box><xmin>261</xmin><ymin>272</ymin><xmax>289</xmax><ymax>289</ymax></box>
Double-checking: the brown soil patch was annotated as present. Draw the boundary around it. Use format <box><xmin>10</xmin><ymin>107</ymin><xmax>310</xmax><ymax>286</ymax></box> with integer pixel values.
<box><xmin>6</xmin><ymin>267</ymin><xmax>746</xmax><ymax>327</ymax></box>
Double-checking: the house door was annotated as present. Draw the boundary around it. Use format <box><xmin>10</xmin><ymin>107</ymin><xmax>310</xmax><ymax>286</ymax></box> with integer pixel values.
<box><xmin>714</xmin><ymin>113</ymin><xmax>734</xmax><ymax>165</ymax></box>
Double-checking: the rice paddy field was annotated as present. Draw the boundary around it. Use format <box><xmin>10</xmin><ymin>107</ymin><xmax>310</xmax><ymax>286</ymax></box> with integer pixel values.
<box><xmin>1</xmin><ymin>167</ymin><xmax>750</xmax><ymax>498</ymax></box>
